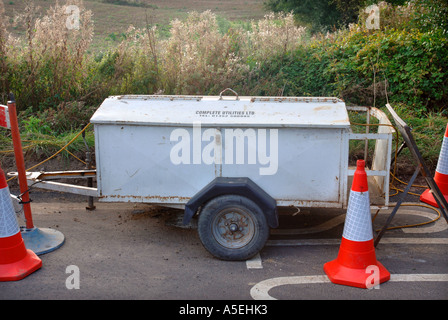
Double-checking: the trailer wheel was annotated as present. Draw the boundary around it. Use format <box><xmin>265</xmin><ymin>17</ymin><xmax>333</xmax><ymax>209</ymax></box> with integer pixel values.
<box><xmin>198</xmin><ymin>195</ymin><xmax>269</xmax><ymax>261</ymax></box>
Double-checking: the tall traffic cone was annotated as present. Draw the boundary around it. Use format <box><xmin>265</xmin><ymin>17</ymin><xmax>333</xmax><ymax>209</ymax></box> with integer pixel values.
<box><xmin>324</xmin><ymin>160</ymin><xmax>390</xmax><ymax>288</ymax></box>
<box><xmin>420</xmin><ymin>124</ymin><xmax>448</xmax><ymax>207</ymax></box>
<box><xmin>0</xmin><ymin>166</ymin><xmax>42</xmax><ymax>281</ymax></box>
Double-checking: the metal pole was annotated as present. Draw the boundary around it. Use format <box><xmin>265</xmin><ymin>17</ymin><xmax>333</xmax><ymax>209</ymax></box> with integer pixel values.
<box><xmin>374</xmin><ymin>165</ymin><xmax>420</xmax><ymax>247</ymax></box>
<box><xmin>364</xmin><ymin>108</ymin><xmax>370</xmax><ymax>164</ymax></box>
<box><xmin>82</xmin><ymin>129</ymin><xmax>95</xmax><ymax>210</ymax></box>
<box><xmin>7</xmin><ymin>93</ymin><xmax>34</xmax><ymax>229</ymax></box>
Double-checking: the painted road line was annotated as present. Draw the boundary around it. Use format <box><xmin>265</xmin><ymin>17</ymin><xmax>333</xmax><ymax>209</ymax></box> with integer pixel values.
<box><xmin>401</xmin><ymin>210</ymin><xmax>448</xmax><ymax>233</ymax></box>
<box><xmin>267</xmin><ymin>239</ymin><xmax>339</xmax><ymax>246</ymax></box>
<box><xmin>247</xmin><ymin>238</ymin><xmax>448</xmax><ymax>269</ymax></box>
<box><xmin>270</xmin><ymin>215</ymin><xmax>346</xmax><ymax>235</ymax></box>
<box><xmin>270</xmin><ymin>209</ymin><xmax>447</xmax><ymax>236</ymax></box>
<box><xmin>266</xmin><ymin>237</ymin><xmax>448</xmax><ymax>246</ymax></box>
<box><xmin>250</xmin><ymin>274</ymin><xmax>448</xmax><ymax>300</ymax></box>
<box><xmin>246</xmin><ymin>253</ymin><xmax>263</xmax><ymax>269</ymax></box>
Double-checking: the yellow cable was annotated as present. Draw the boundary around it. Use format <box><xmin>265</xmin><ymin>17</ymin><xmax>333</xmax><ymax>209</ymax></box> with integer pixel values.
<box><xmin>65</xmin><ymin>149</ymin><xmax>87</xmax><ymax>166</ymax></box>
<box><xmin>351</xmin><ymin>118</ymin><xmax>442</xmax><ymax>231</ymax></box>
<box><xmin>0</xmin><ymin>144</ymin><xmax>35</xmax><ymax>154</ymax></box>
<box><xmin>373</xmin><ymin>203</ymin><xmax>441</xmax><ymax>232</ymax></box>
<box><xmin>6</xmin><ymin>123</ymin><xmax>92</xmax><ymax>182</ymax></box>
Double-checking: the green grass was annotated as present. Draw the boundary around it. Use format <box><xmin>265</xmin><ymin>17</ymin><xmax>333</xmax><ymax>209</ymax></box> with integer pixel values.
<box><xmin>347</xmin><ymin>105</ymin><xmax>447</xmax><ymax>172</ymax></box>
<box><xmin>388</xmin><ymin>104</ymin><xmax>448</xmax><ymax>170</ymax></box>
<box><xmin>0</xmin><ymin>126</ymin><xmax>95</xmax><ymax>158</ymax></box>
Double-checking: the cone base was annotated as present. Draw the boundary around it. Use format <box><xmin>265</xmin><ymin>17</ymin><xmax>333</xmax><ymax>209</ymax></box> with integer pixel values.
<box><xmin>324</xmin><ymin>259</ymin><xmax>390</xmax><ymax>289</ymax></box>
<box><xmin>21</xmin><ymin>227</ymin><xmax>65</xmax><ymax>255</ymax></box>
<box><xmin>0</xmin><ymin>249</ymin><xmax>42</xmax><ymax>282</ymax></box>
<box><xmin>420</xmin><ymin>189</ymin><xmax>448</xmax><ymax>208</ymax></box>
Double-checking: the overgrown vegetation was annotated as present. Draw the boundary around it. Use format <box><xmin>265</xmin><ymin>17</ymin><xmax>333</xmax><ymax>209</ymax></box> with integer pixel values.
<box><xmin>0</xmin><ymin>0</ymin><xmax>447</xmax><ymax>171</ymax></box>
<box><xmin>264</xmin><ymin>0</ymin><xmax>412</xmax><ymax>32</ymax></box>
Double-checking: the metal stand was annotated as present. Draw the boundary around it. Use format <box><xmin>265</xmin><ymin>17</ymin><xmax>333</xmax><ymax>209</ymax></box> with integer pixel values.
<box><xmin>374</xmin><ymin>165</ymin><xmax>419</xmax><ymax>247</ymax></box>
<box><xmin>7</xmin><ymin>94</ymin><xmax>65</xmax><ymax>255</ymax></box>
<box><xmin>82</xmin><ymin>129</ymin><xmax>96</xmax><ymax>211</ymax></box>
<box><xmin>21</xmin><ymin>227</ymin><xmax>65</xmax><ymax>255</ymax></box>
<box><xmin>374</xmin><ymin>104</ymin><xmax>448</xmax><ymax>247</ymax></box>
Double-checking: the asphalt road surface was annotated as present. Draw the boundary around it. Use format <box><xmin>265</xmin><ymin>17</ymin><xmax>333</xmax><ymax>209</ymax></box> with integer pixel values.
<box><xmin>1</xmin><ymin>191</ymin><xmax>447</xmax><ymax>306</ymax></box>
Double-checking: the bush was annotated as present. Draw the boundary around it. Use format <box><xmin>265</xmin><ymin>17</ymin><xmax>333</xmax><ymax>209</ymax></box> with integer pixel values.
<box><xmin>0</xmin><ymin>0</ymin><xmax>446</xmax><ymax>116</ymax></box>
<box><xmin>330</xmin><ymin>1</ymin><xmax>448</xmax><ymax>114</ymax></box>
<box><xmin>258</xmin><ymin>1</ymin><xmax>448</xmax><ymax>114</ymax></box>
<box><xmin>1</xmin><ymin>0</ymin><xmax>94</xmax><ymax>111</ymax></box>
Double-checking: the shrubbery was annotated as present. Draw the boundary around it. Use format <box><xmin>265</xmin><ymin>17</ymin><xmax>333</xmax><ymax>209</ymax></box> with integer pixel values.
<box><xmin>254</xmin><ymin>1</ymin><xmax>448</xmax><ymax>115</ymax></box>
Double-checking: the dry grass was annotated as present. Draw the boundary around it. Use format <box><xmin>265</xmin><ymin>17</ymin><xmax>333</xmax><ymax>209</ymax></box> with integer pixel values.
<box><xmin>3</xmin><ymin>0</ymin><xmax>266</xmax><ymax>48</ymax></box>
<box><xmin>3</xmin><ymin>0</ymin><xmax>94</xmax><ymax>105</ymax></box>
<box><xmin>102</xmin><ymin>10</ymin><xmax>306</xmax><ymax>95</ymax></box>
<box><xmin>0</xmin><ymin>0</ymin><xmax>306</xmax><ymax>108</ymax></box>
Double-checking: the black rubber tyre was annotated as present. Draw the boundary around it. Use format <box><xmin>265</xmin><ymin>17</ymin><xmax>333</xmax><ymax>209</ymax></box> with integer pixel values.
<box><xmin>197</xmin><ymin>195</ymin><xmax>269</xmax><ymax>261</ymax></box>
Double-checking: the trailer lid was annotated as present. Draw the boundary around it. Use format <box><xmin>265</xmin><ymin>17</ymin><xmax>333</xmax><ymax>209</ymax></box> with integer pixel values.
<box><xmin>90</xmin><ymin>95</ymin><xmax>350</xmax><ymax>128</ymax></box>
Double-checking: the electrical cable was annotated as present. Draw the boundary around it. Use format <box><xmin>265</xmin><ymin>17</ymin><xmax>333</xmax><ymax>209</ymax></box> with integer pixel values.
<box><xmin>351</xmin><ymin>118</ymin><xmax>441</xmax><ymax>231</ymax></box>
<box><xmin>5</xmin><ymin>123</ymin><xmax>92</xmax><ymax>182</ymax></box>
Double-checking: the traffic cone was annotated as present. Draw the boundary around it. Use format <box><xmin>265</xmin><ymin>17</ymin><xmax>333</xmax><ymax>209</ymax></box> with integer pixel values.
<box><xmin>324</xmin><ymin>160</ymin><xmax>390</xmax><ymax>288</ymax></box>
<box><xmin>0</xmin><ymin>166</ymin><xmax>42</xmax><ymax>281</ymax></box>
<box><xmin>420</xmin><ymin>124</ymin><xmax>448</xmax><ymax>207</ymax></box>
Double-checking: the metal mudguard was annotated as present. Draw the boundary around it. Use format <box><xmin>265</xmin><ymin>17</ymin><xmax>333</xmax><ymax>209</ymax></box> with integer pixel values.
<box><xmin>183</xmin><ymin>177</ymin><xmax>278</xmax><ymax>228</ymax></box>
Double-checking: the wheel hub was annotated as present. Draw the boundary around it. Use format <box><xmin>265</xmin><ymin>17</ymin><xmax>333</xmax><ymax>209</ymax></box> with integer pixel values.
<box><xmin>229</xmin><ymin>223</ymin><xmax>239</xmax><ymax>232</ymax></box>
<box><xmin>212</xmin><ymin>209</ymin><xmax>256</xmax><ymax>249</ymax></box>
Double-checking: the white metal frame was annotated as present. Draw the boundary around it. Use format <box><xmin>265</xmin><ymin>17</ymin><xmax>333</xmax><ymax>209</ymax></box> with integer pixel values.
<box><xmin>15</xmin><ymin>104</ymin><xmax>394</xmax><ymax>210</ymax></box>
<box><xmin>346</xmin><ymin>106</ymin><xmax>395</xmax><ymax>209</ymax></box>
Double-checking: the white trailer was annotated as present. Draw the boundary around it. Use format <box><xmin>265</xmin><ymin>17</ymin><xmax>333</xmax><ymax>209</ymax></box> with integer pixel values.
<box><xmin>21</xmin><ymin>93</ymin><xmax>395</xmax><ymax>260</ymax></box>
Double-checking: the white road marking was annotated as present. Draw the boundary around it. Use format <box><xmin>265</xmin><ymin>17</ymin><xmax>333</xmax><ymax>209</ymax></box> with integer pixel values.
<box><xmin>249</xmin><ymin>208</ymin><xmax>448</xmax><ymax>297</ymax></box>
<box><xmin>401</xmin><ymin>210</ymin><xmax>448</xmax><ymax>233</ymax></box>
<box><xmin>248</xmin><ymin>238</ymin><xmax>448</xmax><ymax>269</ymax></box>
<box><xmin>246</xmin><ymin>253</ymin><xmax>263</xmax><ymax>269</ymax></box>
<box><xmin>250</xmin><ymin>207</ymin><xmax>447</xmax><ymax>269</ymax></box>
<box><xmin>250</xmin><ymin>274</ymin><xmax>448</xmax><ymax>300</ymax></box>
<box><xmin>270</xmin><ymin>215</ymin><xmax>346</xmax><ymax>235</ymax></box>
<box><xmin>270</xmin><ymin>208</ymin><xmax>447</xmax><ymax>236</ymax></box>
<box><xmin>266</xmin><ymin>237</ymin><xmax>448</xmax><ymax>246</ymax></box>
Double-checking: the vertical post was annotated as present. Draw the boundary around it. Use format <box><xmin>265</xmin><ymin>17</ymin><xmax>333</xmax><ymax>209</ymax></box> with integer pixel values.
<box><xmin>374</xmin><ymin>165</ymin><xmax>420</xmax><ymax>247</ymax></box>
<box><xmin>364</xmin><ymin>107</ymin><xmax>370</xmax><ymax>164</ymax></box>
<box><xmin>82</xmin><ymin>129</ymin><xmax>95</xmax><ymax>210</ymax></box>
<box><xmin>7</xmin><ymin>93</ymin><xmax>34</xmax><ymax>229</ymax></box>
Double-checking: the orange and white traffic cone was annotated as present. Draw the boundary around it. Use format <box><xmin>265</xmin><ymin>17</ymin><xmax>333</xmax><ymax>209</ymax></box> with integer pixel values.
<box><xmin>0</xmin><ymin>166</ymin><xmax>41</xmax><ymax>281</ymax></box>
<box><xmin>420</xmin><ymin>124</ymin><xmax>448</xmax><ymax>207</ymax></box>
<box><xmin>324</xmin><ymin>160</ymin><xmax>390</xmax><ymax>289</ymax></box>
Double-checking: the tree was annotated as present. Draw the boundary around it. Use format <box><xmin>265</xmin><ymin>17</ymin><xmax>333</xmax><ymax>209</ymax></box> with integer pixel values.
<box><xmin>264</xmin><ymin>0</ymin><xmax>410</xmax><ymax>32</ymax></box>
<box><xmin>264</xmin><ymin>0</ymin><xmax>336</xmax><ymax>32</ymax></box>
